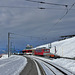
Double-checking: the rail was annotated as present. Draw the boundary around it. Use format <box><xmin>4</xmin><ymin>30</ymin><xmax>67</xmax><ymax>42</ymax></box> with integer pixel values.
<box><xmin>29</xmin><ymin>56</ymin><xmax>75</xmax><ymax>75</ymax></box>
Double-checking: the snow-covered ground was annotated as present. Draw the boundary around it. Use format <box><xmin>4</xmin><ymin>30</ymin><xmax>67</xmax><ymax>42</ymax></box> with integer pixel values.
<box><xmin>0</xmin><ymin>55</ymin><xmax>27</xmax><ymax>75</ymax></box>
<box><xmin>0</xmin><ymin>37</ymin><xmax>75</xmax><ymax>75</ymax></box>
<box><xmin>51</xmin><ymin>58</ymin><xmax>75</xmax><ymax>73</ymax></box>
<box><xmin>35</xmin><ymin>37</ymin><xmax>75</xmax><ymax>73</ymax></box>
<box><xmin>36</xmin><ymin>37</ymin><xmax>75</xmax><ymax>58</ymax></box>
<box><xmin>28</xmin><ymin>55</ymin><xmax>75</xmax><ymax>74</ymax></box>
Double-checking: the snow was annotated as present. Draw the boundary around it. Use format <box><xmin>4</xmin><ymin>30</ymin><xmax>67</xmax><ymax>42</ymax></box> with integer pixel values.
<box><xmin>0</xmin><ymin>54</ymin><xmax>8</xmax><ymax>59</ymax></box>
<box><xmin>34</xmin><ymin>37</ymin><xmax>75</xmax><ymax>73</ymax></box>
<box><xmin>0</xmin><ymin>37</ymin><xmax>75</xmax><ymax>75</ymax></box>
<box><xmin>51</xmin><ymin>58</ymin><xmax>75</xmax><ymax>73</ymax></box>
<box><xmin>51</xmin><ymin>37</ymin><xmax>75</xmax><ymax>57</ymax></box>
<box><xmin>29</xmin><ymin>55</ymin><xmax>75</xmax><ymax>74</ymax></box>
<box><xmin>33</xmin><ymin>60</ymin><xmax>41</xmax><ymax>75</ymax></box>
<box><xmin>0</xmin><ymin>55</ymin><xmax>27</xmax><ymax>75</ymax></box>
<box><xmin>35</xmin><ymin>37</ymin><xmax>75</xmax><ymax>58</ymax></box>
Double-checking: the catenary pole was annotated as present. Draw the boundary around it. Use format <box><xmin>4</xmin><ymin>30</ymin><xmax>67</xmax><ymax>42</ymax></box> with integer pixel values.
<box><xmin>8</xmin><ymin>32</ymin><xmax>10</xmax><ymax>57</ymax></box>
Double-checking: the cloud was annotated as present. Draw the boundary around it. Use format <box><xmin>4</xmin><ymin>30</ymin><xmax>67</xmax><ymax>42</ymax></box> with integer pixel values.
<box><xmin>0</xmin><ymin>0</ymin><xmax>75</xmax><ymax>49</ymax></box>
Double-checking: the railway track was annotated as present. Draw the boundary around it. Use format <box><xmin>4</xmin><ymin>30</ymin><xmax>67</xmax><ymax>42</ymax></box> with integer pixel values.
<box><xmin>27</xmin><ymin>56</ymin><xmax>75</xmax><ymax>75</ymax></box>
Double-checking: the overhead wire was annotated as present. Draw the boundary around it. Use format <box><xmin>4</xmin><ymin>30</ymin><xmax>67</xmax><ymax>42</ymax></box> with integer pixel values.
<box><xmin>41</xmin><ymin>2</ymin><xmax>75</xmax><ymax>38</ymax></box>
<box><xmin>25</xmin><ymin>0</ymin><xmax>75</xmax><ymax>39</ymax></box>
<box><xmin>0</xmin><ymin>5</ymin><xmax>75</xmax><ymax>10</ymax></box>
<box><xmin>0</xmin><ymin>5</ymin><xmax>36</xmax><ymax>8</ymax></box>
<box><xmin>26</xmin><ymin>0</ymin><xmax>68</xmax><ymax>7</ymax></box>
<box><xmin>11</xmin><ymin>33</ymin><xmax>47</xmax><ymax>40</ymax></box>
<box><xmin>25</xmin><ymin>0</ymin><xmax>73</xmax><ymax>39</ymax></box>
<box><xmin>0</xmin><ymin>1</ymin><xmax>74</xmax><ymax>41</ymax></box>
<box><xmin>11</xmin><ymin>33</ymin><xmax>47</xmax><ymax>48</ymax></box>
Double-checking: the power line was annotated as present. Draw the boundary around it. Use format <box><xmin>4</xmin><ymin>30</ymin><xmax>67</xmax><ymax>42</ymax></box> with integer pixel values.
<box><xmin>0</xmin><ymin>5</ymin><xmax>46</xmax><ymax>9</ymax></box>
<box><xmin>0</xmin><ymin>6</ymin><xmax>36</xmax><ymax>8</ymax></box>
<box><xmin>11</xmin><ymin>33</ymin><xmax>47</xmax><ymax>40</ymax></box>
<box><xmin>41</xmin><ymin>2</ymin><xmax>75</xmax><ymax>38</ymax></box>
<box><xmin>0</xmin><ymin>5</ymin><xmax>75</xmax><ymax>10</ymax></box>
<box><xmin>26</xmin><ymin>0</ymin><xmax>68</xmax><ymax>7</ymax></box>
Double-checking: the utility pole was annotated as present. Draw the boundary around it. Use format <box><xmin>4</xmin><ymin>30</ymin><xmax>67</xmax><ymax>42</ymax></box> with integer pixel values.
<box><xmin>10</xmin><ymin>42</ymin><xmax>12</xmax><ymax>55</ymax></box>
<box><xmin>54</xmin><ymin>46</ymin><xmax>57</xmax><ymax>54</ymax></box>
<box><xmin>8</xmin><ymin>32</ymin><xmax>10</xmax><ymax>57</ymax></box>
<box><xmin>48</xmin><ymin>43</ymin><xmax>51</xmax><ymax>49</ymax></box>
<box><xmin>8</xmin><ymin>32</ymin><xmax>14</xmax><ymax>57</ymax></box>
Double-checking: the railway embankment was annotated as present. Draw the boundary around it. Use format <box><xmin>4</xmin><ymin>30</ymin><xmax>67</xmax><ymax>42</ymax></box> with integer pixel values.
<box><xmin>59</xmin><ymin>56</ymin><xmax>75</xmax><ymax>60</ymax></box>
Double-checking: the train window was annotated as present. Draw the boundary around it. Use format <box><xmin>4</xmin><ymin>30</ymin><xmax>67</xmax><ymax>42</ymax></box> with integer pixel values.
<box><xmin>24</xmin><ymin>51</ymin><xmax>26</xmax><ymax>52</ymax></box>
<box><xmin>39</xmin><ymin>50</ymin><xmax>42</xmax><ymax>52</ymax></box>
<box><xmin>47</xmin><ymin>50</ymin><xmax>49</xmax><ymax>52</ymax></box>
<box><xmin>35</xmin><ymin>50</ymin><xmax>38</xmax><ymax>52</ymax></box>
<box><xmin>44</xmin><ymin>50</ymin><xmax>47</xmax><ymax>52</ymax></box>
<box><xmin>44</xmin><ymin>49</ymin><xmax>49</xmax><ymax>52</ymax></box>
<box><xmin>28</xmin><ymin>50</ymin><xmax>32</xmax><ymax>52</ymax></box>
<box><xmin>36</xmin><ymin>50</ymin><xmax>42</xmax><ymax>52</ymax></box>
<box><xmin>36</xmin><ymin>50</ymin><xmax>39</xmax><ymax>52</ymax></box>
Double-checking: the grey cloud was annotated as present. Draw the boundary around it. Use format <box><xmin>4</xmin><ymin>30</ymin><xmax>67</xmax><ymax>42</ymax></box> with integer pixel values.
<box><xmin>0</xmin><ymin>0</ymin><xmax>75</xmax><ymax>49</ymax></box>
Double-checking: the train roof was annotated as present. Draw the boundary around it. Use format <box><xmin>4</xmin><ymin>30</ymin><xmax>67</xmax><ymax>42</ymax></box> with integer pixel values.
<box><xmin>22</xmin><ymin>49</ymin><xmax>35</xmax><ymax>51</ymax></box>
<box><xmin>36</xmin><ymin>47</ymin><xmax>50</xmax><ymax>49</ymax></box>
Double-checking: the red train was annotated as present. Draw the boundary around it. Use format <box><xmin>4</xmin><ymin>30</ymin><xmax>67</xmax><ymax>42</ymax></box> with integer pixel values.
<box><xmin>22</xmin><ymin>47</ymin><xmax>60</xmax><ymax>58</ymax></box>
<box><xmin>34</xmin><ymin>48</ymin><xmax>50</xmax><ymax>56</ymax></box>
<box><xmin>22</xmin><ymin>49</ymin><xmax>33</xmax><ymax>55</ymax></box>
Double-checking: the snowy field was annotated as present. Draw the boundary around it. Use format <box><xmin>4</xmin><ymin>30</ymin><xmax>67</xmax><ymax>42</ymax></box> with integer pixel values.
<box><xmin>0</xmin><ymin>55</ymin><xmax>27</xmax><ymax>75</ymax></box>
<box><xmin>0</xmin><ymin>37</ymin><xmax>75</xmax><ymax>75</ymax></box>
<box><xmin>28</xmin><ymin>55</ymin><xmax>75</xmax><ymax>74</ymax></box>
<box><xmin>51</xmin><ymin>58</ymin><xmax>75</xmax><ymax>73</ymax></box>
<box><xmin>35</xmin><ymin>37</ymin><xmax>75</xmax><ymax>73</ymax></box>
<box><xmin>36</xmin><ymin>37</ymin><xmax>75</xmax><ymax>58</ymax></box>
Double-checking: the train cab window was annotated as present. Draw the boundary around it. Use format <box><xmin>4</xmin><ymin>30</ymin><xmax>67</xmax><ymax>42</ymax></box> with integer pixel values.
<box><xmin>44</xmin><ymin>50</ymin><xmax>47</xmax><ymax>52</ymax></box>
<box><xmin>44</xmin><ymin>49</ymin><xmax>49</xmax><ymax>52</ymax></box>
<box><xmin>28</xmin><ymin>50</ymin><xmax>32</xmax><ymax>52</ymax></box>
<box><xmin>39</xmin><ymin>50</ymin><xmax>42</xmax><ymax>52</ymax></box>
<box><xmin>36</xmin><ymin>49</ymin><xmax>42</xmax><ymax>52</ymax></box>
<box><xmin>46</xmin><ymin>50</ymin><xmax>49</xmax><ymax>52</ymax></box>
<box><xmin>24</xmin><ymin>51</ymin><xmax>26</xmax><ymax>52</ymax></box>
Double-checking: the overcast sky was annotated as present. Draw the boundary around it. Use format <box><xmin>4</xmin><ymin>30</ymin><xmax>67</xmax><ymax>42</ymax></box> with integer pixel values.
<box><xmin>0</xmin><ymin>0</ymin><xmax>75</xmax><ymax>50</ymax></box>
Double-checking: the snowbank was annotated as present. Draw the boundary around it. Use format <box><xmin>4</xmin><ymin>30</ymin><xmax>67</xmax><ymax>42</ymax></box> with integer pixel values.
<box><xmin>0</xmin><ymin>54</ymin><xmax>8</xmax><ymax>59</ymax></box>
<box><xmin>34</xmin><ymin>37</ymin><xmax>75</xmax><ymax>73</ymax></box>
<box><xmin>0</xmin><ymin>55</ymin><xmax>27</xmax><ymax>75</ymax></box>
<box><xmin>51</xmin><ymin>58</ymin><xmax>75</xmax><ymax>73</ymax></box>
<box><xmin>51</xmin><ymin>37</ymin><xmax>75</xmax><ymax>57</ymax></box>
<box><xmin>30</xmin><ymin>55</ymin><xmax>75</xmax><ymax>74</ymax></box>
<box><xmin>35</xmin><ymin>37</ymin><xmax>75</xmax><ymax>58</ymax></box>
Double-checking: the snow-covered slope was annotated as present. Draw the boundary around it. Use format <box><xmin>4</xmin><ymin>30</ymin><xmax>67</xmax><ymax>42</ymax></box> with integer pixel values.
<box><xmin>34</xmin><ymin>37</ymin><xmax>75</xmax><ymax>73</ymax></box>
<box><xmin>0</xmin><ymin>37</ymin><xmax>75</xmax><ymax>75</ymax></box>
<box><xmin>36</xmin><ymin>37</ymin><xmax>75</xmax><ymax>58</ymax></box>
<box><xmin>51</xmin><ymin>37</ymin><xmax>75</xmax><ymax>57</ymax></box>
<box><xmin>0</xmin><ymin>55</ymin><xmax>27</xmax><ymax>75</ymax></box>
